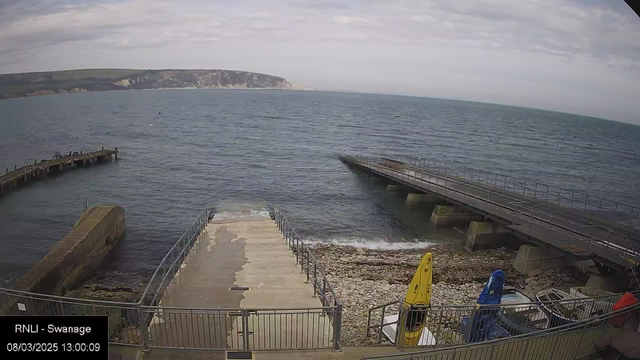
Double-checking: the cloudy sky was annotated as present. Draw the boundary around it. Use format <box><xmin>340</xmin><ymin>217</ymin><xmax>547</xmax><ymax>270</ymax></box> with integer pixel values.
<box><xmin>1</xmin><ymin>0</ymin><xmax>639</xmax><ymax>123</ymax></box>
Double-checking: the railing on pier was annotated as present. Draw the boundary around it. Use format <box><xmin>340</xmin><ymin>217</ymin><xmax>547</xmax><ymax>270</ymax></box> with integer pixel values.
<box><xmin>366</xmin><ymin>291</ymin><xmax>636</xmax><ymax>348</ymax></box>
<box><xmin>344</xmin><ymin>155</ymin><xmax>640</xmax><ymax>268</ymax></box>
<box><xmin>404</xmin><ymin>156</ymin><xmax>640</xmax><ymax>229</ymax></box>
<box><xmin>363</xmin><ymin>302</ymin><xmax>640</xmax><ymax>360</ymax></box>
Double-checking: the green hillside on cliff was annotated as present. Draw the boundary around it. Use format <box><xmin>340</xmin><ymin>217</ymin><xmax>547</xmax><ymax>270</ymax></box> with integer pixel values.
<box><xmin>0</xmin><ymin>69</ymin><xmax>298</xmax><ymax>99</ymax></box>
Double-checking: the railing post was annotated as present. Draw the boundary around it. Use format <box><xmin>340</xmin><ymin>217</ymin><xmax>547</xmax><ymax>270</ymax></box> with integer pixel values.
<box><xmin>571</xmin><ymin>191</ymin><xmax>575</xmax><ymax>208</ymax></box>
<box><xmin>395</xmin><ymin>307</ymin><xmax>405</xmax><ymax>349</ymax></box>
<box><xmin>306</xmin><ymin>250</ymin><xmax>310</xmax><ymax>283</ymax></box>
<box><xmin>313</xmin><ymin>262</ymin><xmax>317</xmax><ymax>297</ymax></box>
<box><xmin>585</xmin><ymin>195</ymin><xmax>589</xmax><ymax>211</ymax></box>
<box><xmin>242</xmin><ymin>309</ymin><xmax>250</xmax><ymax>352</ymax></box>
<box><xmin>300</xmin><ymin>246</ymin><xmax>305</xmax><ymax>274</ymax></box>
<box><xmin>322</xmin><ymin>277</ymin><xmax>327</xmax><ymax>305</ymax></box>
<box><xmin>545</xmin><ymin>184</ymin><xmax>549</xmax><ymax>202</ymax></box>
<box><xmin>333</xmin><ymin>304</ymin><xmax>342</xmax><ymax>351</ymax></box>
<box><xmin>138</xmin><ymin>303</ymin><xmax>150</xmax><ymax>351</ymax></box>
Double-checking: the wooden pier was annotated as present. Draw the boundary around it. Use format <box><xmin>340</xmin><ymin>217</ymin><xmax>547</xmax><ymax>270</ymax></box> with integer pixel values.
<box><xmin>0</xmin><ymin>148</ymin><xmax>118</xmax><ymax>197</ymax></box>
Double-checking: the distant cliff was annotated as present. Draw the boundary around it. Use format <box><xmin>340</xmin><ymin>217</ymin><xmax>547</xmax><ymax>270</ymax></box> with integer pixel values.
<box><xmin>0</xmin><ymin>69</ymin><xmax>305</xmax><ymax>99</ymax></box>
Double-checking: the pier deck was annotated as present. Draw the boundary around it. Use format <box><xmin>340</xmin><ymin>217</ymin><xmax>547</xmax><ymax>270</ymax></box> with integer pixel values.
<box><xmin>0</xmin><ymin>148</ymin><xmax>118</xmax><ymax>197</ymax></box>
<box><xmin>341</xmin><ymin>155</ymin><xmax>640</xmax><ymax>271</ymax></box>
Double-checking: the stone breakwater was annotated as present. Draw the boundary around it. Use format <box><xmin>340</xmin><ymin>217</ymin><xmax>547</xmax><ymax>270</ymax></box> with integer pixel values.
<box><xmin>312</xmin><ymin>244</ymin><xmax>587</xmax><ymax>346</ymax></box>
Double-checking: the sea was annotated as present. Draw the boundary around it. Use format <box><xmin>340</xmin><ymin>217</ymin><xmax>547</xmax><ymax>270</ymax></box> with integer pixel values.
<box><xmin>1</xmin><ymin>89</ymin><xmax>639</xmax><ymax>286</ymax></box>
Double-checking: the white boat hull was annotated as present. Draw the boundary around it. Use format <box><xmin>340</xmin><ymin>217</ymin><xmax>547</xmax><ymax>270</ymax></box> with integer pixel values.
<box><xmin>381</xmin><ymin>314</ymin><xmax>436</xmax><ymax>346</ymax></box>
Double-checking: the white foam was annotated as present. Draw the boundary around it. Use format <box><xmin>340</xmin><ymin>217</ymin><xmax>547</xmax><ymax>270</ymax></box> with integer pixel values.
<box><xmin>213</xmin><ymin>210</ymin><xmax>271</xmax><ymax>220</ymax></box>
<box><xmin>302</xmin><ymin>236</ymin><xmax>435</xmax><ymax>250</ymax></box>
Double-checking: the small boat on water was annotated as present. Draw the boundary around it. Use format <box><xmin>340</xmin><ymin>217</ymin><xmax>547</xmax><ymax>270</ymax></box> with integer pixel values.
<box><xmin>498</xmin><ymin>288</ymin><xmax>550</xmax><ymax>334</ymax></box>
<box><xmin>535</xmin><ymin>288</ymin><xmax>599</xmax><ymax>327</ymax></box>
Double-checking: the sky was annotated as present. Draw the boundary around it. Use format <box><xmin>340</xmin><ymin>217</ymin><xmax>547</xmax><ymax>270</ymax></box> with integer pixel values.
<box><xmin>0</xmin><ymin>0</ymin><xmax>639</xmax><ymax>123</ymax></box>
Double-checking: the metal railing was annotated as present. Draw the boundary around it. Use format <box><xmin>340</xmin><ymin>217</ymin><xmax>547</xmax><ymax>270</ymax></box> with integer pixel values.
<box><xmin>367</xmin><ymin>299</ymin><xmax>402</xmax><ymax>343</ymax></box>
<box><xmin>1</xmin><ymin>147</ymin><xmax>115</xmax><ymax>183</ymax></box>
<box><xmin>140</xmin><ymin>204</ymin><xmax>213</xmax><ymax>307</ymax></box>
<box><xmin>406</xmin><ymin>156</ymin><xmax>640</xmax><ymax>229</ymax></box>
<box><xmin>346</xmin><ymin>155</ymin><xmax>640</xmax><ymax>268</ymax></box>
<box><xmin>363</xmin><ymin>302</ymin><xmax>640</xmax><ymax>360</ymax></box>
<box><xmin>367</xmin><ymin>292</ymin><xmax>640</xmax><ymax>347</ymax></box>
<box><xmin>273</xmin><ymin>208</ymin><xmax>343</xmax><ymax>350</ymax></box>
<box><xmin>142</xmin><ymin>305</ymin><xmax>338</xmax><ymax>351</ymax></box>
<box><xmin>368</xmin><ymin>291</ymin><xmax>635</xmax><ymax>348</ymax></box>
<box><xmin>1</xmin><ymin>205</ymin><xmax>343</xmax><ymax>352</ymax></box>
<box><xmin>0</xmin><ymin>287</ymin><xmax>143</xmax><ymax>346</ymax></box>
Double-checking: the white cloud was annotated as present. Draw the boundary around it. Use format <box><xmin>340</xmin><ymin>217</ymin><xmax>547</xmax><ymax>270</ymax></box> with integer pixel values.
<box><xmin>408</xmin><ymin>15</ymin><xmax>437</xmax><ymax>23</ymax></box>
<box><xmin>0</xmin><ymin>0</ymin><xmax>639</xmax><ymax>123</ymax></box>
<box><xmin>332</xmin><ymin>15</ymin><xmax>367</xmax><ymax>24</ymax></box>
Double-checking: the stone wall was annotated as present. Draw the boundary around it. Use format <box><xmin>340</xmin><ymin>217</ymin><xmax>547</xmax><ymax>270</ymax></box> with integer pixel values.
<box><xmin>11</xmin><ymin>205</ymin><xmax>125</xmax><ymax>295</ymax></box>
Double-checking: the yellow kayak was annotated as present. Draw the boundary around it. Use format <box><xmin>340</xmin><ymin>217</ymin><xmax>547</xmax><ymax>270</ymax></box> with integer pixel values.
<box><xmin>400</xmin><ymin>252</ymin><xmax>432</xmax><ymax>346</ymax></box>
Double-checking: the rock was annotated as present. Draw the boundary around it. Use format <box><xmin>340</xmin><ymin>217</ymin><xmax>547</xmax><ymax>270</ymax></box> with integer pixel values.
<box><xmin>528</xmin><ymin>268</ymin><xmax>543</xmax><ymax>276</ymax></box>
<box><xmin>310</xmin><ymin>243</ymin><xmax>578</xmax><ymax>346</ymax></box>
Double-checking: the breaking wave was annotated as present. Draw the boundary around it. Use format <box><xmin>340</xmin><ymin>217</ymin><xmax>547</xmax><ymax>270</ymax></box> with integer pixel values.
<box><xmin>212</xmin><ymin>210</ymin><xmax>271</xmax><ymax>220</ymax></box>
<box><xmin>302</xmin><ymin>236</ymin><xmax>435</xmax><ymax>250</ymax></box>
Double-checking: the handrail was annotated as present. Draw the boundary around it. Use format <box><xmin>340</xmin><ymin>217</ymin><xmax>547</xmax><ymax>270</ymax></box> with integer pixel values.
<box><xmin>365</xmin><ymin>290</ymin><xmax>638</xmax><ymax>346</ymax></box>
<box><xmin>367</xmin><ymin>299</ymin><xmax>403</xmax><ymax>344</ymax></box>
<box><xmin>364</xmin><ymin>301</ymin><xmax>640</xmax><ymax>359</ymax></box>
<box><xmin>369</xmin><ymin>289</ymin><xmax>636</xmax><ymax>314</ymax></box>
<box><xmin>139</xmin><ymin>203</ymin><xmax>213</xmax><ymax>305</ymax></box>
<box><xmin>407</xmin><ymin>155</ymin><xmax>640</xmax><ymax>229</ymax></box>
<box><xmin>274</xmin><ymin>208</ymin><xmax>342</xmax><ymax>307</ymax></box>
<box><xmin>273</xmin><ymin>208</ymin><xmax>343</xmax><ymax>350</ymax></box>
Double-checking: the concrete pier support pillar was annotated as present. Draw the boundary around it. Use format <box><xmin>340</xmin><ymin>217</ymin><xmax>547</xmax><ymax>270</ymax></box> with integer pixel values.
<box><xmin>430</xmin><ymin>205</ymin><xmax>483</xmax><ymax>226</ymax></box>
<box><xmin>386</xmin><ymin>184</ymin><xmax>410</xmax><ymax>195</ymax></box>
<box><xmin>513</xmin><ymin>244</ymin><xmax>572</xmax><ymax>275</ymax></box>
<box><xmin>405</xmin><ymin>193</ymin><xmax>439</xmax><ymax>205</ymax></box>
<box><xmin>464</xmin><ymin>221</ymin><xmax>515</xmax><ymax>252</ymax></box>
<box><xmin>585</xmin><ymin>274</ymin><xmax>627</xmax><ymax>292</ymax></box>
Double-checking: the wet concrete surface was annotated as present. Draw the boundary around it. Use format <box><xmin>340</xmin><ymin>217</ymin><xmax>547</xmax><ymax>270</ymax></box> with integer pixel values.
<box><xmin>147</xmin><ymin>217</ymin><xmax>327</xmax><ymax>351</ymax></box>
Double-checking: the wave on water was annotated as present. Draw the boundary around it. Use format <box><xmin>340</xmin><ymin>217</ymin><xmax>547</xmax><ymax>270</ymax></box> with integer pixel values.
<box><xmin>303</xmin><ymin>236</ymin><xmax>435</xmax><ymax>250</ymax></box>
<box><xmin>213</xmin><ymin>210</ymin><xmax>271</xmax><ymax>220</ymax></box>
<box><xmin>262</xmin><ymin>115</ymin><xmax>287</xmax><ymax>120</ymax></box>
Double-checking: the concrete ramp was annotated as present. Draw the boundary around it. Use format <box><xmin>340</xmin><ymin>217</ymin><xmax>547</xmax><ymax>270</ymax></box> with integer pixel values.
<box><xmin>149</xmin><ymin>217</ymin><xmax>333</xmax><ymax>350</ymax></box>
